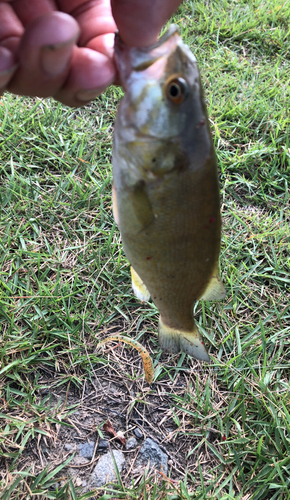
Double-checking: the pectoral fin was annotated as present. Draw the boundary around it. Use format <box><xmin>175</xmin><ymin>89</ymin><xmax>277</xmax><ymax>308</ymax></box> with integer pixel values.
<box><xmin>131</xmin><ymin>266</ymin><xmax>150</xmax><ymax>302</ymax></box>
<box><xmin>112</xmin><ymin>184</ymin><xmax>119</xmax><ymax>225</ymax></box>
<box><xmin>129</xmin><ymin>181</ymin><xmax>154</xmax><ymax>230</ymax></box>
<box><xmin>200</xmin><ymin>262</ymin><xmax>226</xmax><ymax>301</ymax></box>
<box><xmin>158</xmin><ymin>317</ymin><xmax>210</xmax><ymax>362</ymax></box>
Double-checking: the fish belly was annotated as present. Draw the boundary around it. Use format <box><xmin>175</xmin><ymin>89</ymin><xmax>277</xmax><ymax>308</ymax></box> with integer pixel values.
<box><xmin>116</xmin><ymin>157</ymin><xmax>220</xmax><ymax>360</ymax></box>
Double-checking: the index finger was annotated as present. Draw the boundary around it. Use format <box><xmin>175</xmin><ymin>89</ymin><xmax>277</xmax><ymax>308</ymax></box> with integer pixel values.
<box><xmin>57</xmin><ymin>0</ymin><xmax>116</xmax><ymax>52</ymax></box>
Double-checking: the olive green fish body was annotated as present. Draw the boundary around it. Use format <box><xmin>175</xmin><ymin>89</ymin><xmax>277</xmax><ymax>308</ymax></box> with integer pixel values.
<box><xmin>113</xmin><ymin>26</ymin><xmax>225</xmax><ymax>361</ymax></box>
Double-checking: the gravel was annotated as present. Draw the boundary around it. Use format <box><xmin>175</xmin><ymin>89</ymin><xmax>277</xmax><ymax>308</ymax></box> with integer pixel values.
<box><xmin>134</xmin><ymin>427</ymin><xmax>143</xmax><ymax>439</ymax></box>
<box><xmin>136</xmin><ymin>438</ymin><xmax>168</xmax><ymax>474</ymax></box>
<box><xmin>88</xmin><ymin>450</ymin><xmax>125</xmax><ymax>488</ymax></box>
<box><xmin>125</xmin><ymin>436</ymin><xmax>138</xmax><ymax>450</ymax></box>
<box><xmin>79</xmin><ymin>441</ymin><xmax>95</xmax><ymax>459</ymax></box>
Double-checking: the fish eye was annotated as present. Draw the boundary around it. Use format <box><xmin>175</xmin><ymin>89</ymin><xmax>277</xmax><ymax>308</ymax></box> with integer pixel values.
<box><xmin>166</xmin><ymin>77</ymin><xmax>188</xmax><ymax>103</ymax></box>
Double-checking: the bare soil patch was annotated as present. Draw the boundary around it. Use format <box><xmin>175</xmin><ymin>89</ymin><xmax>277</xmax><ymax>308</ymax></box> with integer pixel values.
<box><xmin>1</xmin><ymin>328</ymin><xmax>227</xmax><ymax>497</ymax></box>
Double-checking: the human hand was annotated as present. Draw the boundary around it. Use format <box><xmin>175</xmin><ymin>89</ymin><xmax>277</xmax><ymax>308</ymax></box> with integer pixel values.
<box><xmin>0</xmin><ymin>0</ymin><xmax>117</xmax><ymax>106</ymax></box>
<box><xmin>0</xmin><ymin>0</ymin><xmax>182</xmax><ymax>107</ymax></box>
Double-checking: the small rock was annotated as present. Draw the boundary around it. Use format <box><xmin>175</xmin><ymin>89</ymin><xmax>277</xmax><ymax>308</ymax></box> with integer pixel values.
<box><xmin>136</xmin><ymin>438</ymin><xmax>168</xmax><ymax>474</ymax></box>
<box><xmin>134</xmin><ymin>428</ymin><xmax>143</xmax><ymax>439</ymax></box>
<box><xmin>89</xmin><ymin>450</ymin><xmax>125</xmax><ymax>488</ymax></box>
<box><xmin>125</xmin><ymin>437</ymin><xmax>137</xmax><ymax>450</ymax></box>
<box><xmin>79</xmin><ymin>441</ymin><xmax>95</xmax><ymax>459</ymax></box>
<box><xmin>98</xmin><ymin>439</ymin><xmax>109</xmax><ymax>450</ymax></box>
<box><xmin>64</xmin><ymin>444</ymin><xmax>73</xmax><ymax>451</ymax></box>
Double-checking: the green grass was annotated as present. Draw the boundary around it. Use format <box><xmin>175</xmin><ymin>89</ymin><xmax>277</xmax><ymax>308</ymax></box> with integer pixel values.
<box><xmin>0</xmin><ymin>0</ymin><xmax>290</xmax><ymax>498</ymax></box>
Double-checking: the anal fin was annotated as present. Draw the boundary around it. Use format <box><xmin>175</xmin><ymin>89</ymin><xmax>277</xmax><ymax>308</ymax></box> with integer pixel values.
<box><xmin>158</xmin><ymin>317</ymin><xmax>210</xmax><ymax>362</ymax></box>
<box><xmin>131</xmin><ymin>266</ymin><xmax>150</xmax><ymax>302</ymax></box>
<box><xmin>200</xmin><ymin>262</ymin><xmax>226</xmax><ymax>301</ymax></box>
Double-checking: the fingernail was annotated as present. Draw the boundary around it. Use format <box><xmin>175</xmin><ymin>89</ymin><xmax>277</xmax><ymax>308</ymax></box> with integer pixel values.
<box><xmin>41</xmin><ymin>37</ymin><xmax>77</xmax><ymax>76</ymax></box>
<box><xmin>76</xmin><ymin>86</ymin><xmax>108</xmax><ymax>102</ymax></box>
<box><xmin>0</xmin><ymin>63</ymin><xmax>18</xmax><ymax>77</ymax></box>
<box><xmin>0</xmin><ymin>46</ymin><xmax>18</xmax><ymax>86</ymax></box>
<box><xmin>0</xmin><ymin>64</ymin><xmax>19</xmax><ymax>87</ymax></box>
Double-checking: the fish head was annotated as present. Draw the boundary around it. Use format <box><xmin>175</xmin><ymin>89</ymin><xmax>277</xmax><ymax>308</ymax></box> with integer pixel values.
<box><xmin>114</xmin><ymin>25</ymin><xmax>212</xmax><ymax>181</ymax></box>
<box><xmin>114</xmin><ymin>25</ymin><xmax>204</xmax><ymax>142</ymax></box>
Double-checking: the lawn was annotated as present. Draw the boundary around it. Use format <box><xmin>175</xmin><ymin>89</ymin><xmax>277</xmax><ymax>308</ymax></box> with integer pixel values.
<box><xmin>0</xmin><ymin>0</ymin><xmax>289</xmax><ymax>498</ymax></box>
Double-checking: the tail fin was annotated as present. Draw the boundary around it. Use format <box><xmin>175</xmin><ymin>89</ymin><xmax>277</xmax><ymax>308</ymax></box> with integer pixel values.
<box><xmin>158</xmin><ymin>317</ymin><xmax>210</xmax><ymax>361</ymax></box>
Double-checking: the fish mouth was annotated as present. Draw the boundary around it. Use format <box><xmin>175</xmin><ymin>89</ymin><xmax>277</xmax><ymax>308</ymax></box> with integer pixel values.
<box><xmin>115</xmin><ymin>24</ymin><xmax>179</xmax><ymax>51</ymax></box>
<box><xmin>133</xmin><ymin>24</ymin><xmax>180</xmax><ymax>53</ymax></box>
<box><xmin>114</xmin><ymin>25</ymin><xmax>181</xmax><ymax>81</ymax></box>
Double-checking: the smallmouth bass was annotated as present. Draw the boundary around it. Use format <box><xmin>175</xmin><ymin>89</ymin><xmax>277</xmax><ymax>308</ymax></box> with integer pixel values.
<box><xmin>112</xmin><ymin>25</ymin><xmax>225</xmax><ymax>361</ymax></box>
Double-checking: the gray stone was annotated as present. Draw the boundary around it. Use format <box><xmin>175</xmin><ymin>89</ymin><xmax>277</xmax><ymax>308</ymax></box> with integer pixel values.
<box><xmin>79</xmin><ymin>441</ymin><xmax>95</xmax><ymax>459</ymax></box>
<box><xmin>89</xmin><ymin>450</ymin><xmax>125</xmax><ymax>488</ymax></box>
<box><xmin>134</xmin><ymin>427</ymin><xmax>143</xmax><ymax>439</ymax></box>
<box><xmin>98</xmin><ymin>439</ymin><xmax>109</xmax><ymax>450</ymax></box>
<box><xmin>64</xmin><ymin>444</ymin><xmax>73</xmax><ymax>451</ymax></box>
<box><xmin>125</xmin><ymin>437</ymin><xmax>137</xmax><ymax>450</ymax></box>
<box><xmin>136</xmin><ymin>438</ymin><xmax>168</xmax><ymax>474</ymax></box>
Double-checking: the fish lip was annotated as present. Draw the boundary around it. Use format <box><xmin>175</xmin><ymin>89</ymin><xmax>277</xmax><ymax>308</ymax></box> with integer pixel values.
<box><xmin>134</xmin><ymin>24</ymin><xmax>180</xmax><ymax>53</ymax></box>
<box><xmin>114</xmin><ymin>24</ymin><xmax>181</xmax><ymax>80</ymax></box>
<box><xmin>115</xmin><ymin>24</ymin><xmax>180</xmax><ymax>54</ymax></box>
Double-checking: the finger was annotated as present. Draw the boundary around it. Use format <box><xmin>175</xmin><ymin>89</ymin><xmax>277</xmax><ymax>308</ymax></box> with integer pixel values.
<box><xmin>7</xmin><ymin>12</ymin><xmax>80</xmax><ymax>97</ymax></box>
<box><xmin>0</xmin><ymin>46</ymin><xmax>18</xmax><ymax>92</ymax></box>
<box><xmin>0</xmin><ymin>2</ymin><xmax>23</xmax><ymax>89</ymax></box>
<box><xmin>0</xmin><ymin>2</ymin><xmax>24</xmax><ymax>53</ymax></box>
<box><xmin>57</xmin><ymin>0</ymin><xmax>116</xmax><ymax>51</ymax></box>
<box><xmin>55</xmin><ymin>43</ymin><xmax>116</xmax><ymax>107</ymax></box>
<box><xmin>67</xmin><ymin>0</ymin><xmax>116</xmax><ymax>48</ymax></box>
<box><xmin>111</xmin><ymin>0</ymin><xmax>183</xmax><ymax>47</ymax></box>
<box><xmin>9</xmin><ymin>0</ymin><xmax>57</xmax><ymax>27</ymax></box>
<box><xmin>86</xmin><ymin>32</ymin><xmax>114</xmax><ymax>60</ymax></box>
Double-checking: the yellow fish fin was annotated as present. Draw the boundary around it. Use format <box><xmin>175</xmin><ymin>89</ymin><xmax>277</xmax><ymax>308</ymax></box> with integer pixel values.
<box><xmin>131</xmin><ymin>266</ymin><xmax>151</xmax><ymax>302</ymax></box>
<box><xmin>158</xmin><ymin>318</ymin><xmax>210</xmax><ymax>362</ymax></box>
<box><xmin>112</xmin><ymin>184</ymin><xmax>119</xmax><ymax>225</ymax></box>
<box><xmin>200</xmin><ymin>262</ymin><xmax>226</xmax><ymax>301</ymax></box>
<box><xmin>129</xmin><ymin>181</ymin><xmax>154</xmax><ymax>229</ymax></box>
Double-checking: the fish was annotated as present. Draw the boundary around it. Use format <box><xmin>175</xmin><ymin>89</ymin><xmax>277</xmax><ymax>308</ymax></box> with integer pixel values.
<box><xmin>112</xmin><ymin>25</ymin><xmax>225</xmax><ymax>362</ymax></box>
